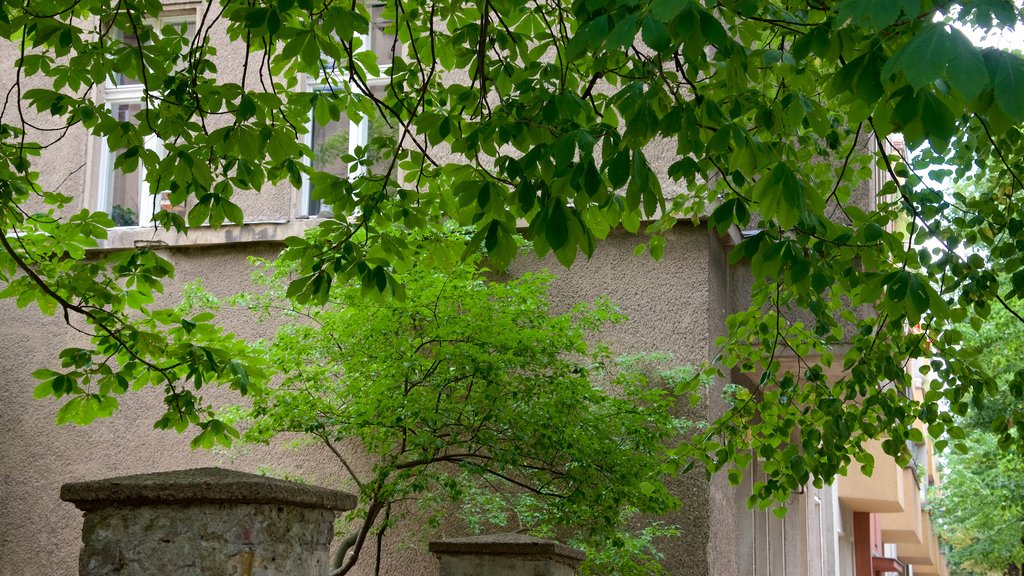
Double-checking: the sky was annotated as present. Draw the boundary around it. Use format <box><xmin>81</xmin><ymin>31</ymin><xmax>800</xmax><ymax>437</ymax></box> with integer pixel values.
<box><xmin>956</xmin><ymin>4</ymin><xmax>1024</xmax><ymax>50</ymax></box>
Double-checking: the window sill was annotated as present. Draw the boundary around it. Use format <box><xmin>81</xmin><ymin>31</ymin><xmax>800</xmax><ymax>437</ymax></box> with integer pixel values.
<box><xmin>91</xmin><ymin>219</ymin><xmax>323</xmax><ymax>252</ymax></box>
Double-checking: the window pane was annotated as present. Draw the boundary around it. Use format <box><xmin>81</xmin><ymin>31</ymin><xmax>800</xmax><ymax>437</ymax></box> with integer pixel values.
<box><xmin>321</xmin><ymin>5</ymin><xmax>393</xmax><ymax>75</ymax></box>
<box><xmin>312</xmin><ymin>115</ymin><xmax>350</xmax><ymax>177</ymax></box>
<box><xmin>369</xmin><ymin>4</ymin><xmax>394</xmax><ymax>69</ymax></box>
<box><xmin>310</xmin><ymin>113</ymin><xmax>351</xmax><ymax>215</ymax></box>
<box><xmin>108</xmin><ymin>102</ymin><xmax>144</xmax><ymax>226</ymax></box>
<box><xmin>161</xmin><ymin>18</ymin><xmax>196</xmax><ymax>39</ymax></box>
<box><xmin>113</xmin><ymin>28</ymin><xmax>141</xmax><ymax>86</ymax></box>
<box><xmin>159</xmin><ymin>191</ymin><xmax>188</xmax><ymax>220</ymax></box>
<box><xmin>112</xmin><ymin>17</ymin><xmax>196</xmax><ymax>86</ymax></box>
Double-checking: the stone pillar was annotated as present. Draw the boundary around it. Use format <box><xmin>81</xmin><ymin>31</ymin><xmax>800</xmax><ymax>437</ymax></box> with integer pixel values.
<box><xmin>429</xmin><ymin>533</ymin><xmax>584</xmax><ymax>576</ymax></box>
<box><xmin>61</xmin><ymin>467</ymin><xmax>356</xmax><ymax>576</ymax></box>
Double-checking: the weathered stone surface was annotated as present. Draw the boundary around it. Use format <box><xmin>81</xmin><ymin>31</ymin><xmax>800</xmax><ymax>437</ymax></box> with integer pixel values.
<box><xmin>62</xmin><ymin>468</ymin><xmax>356</xmax><ymax>576</ymax></box>
<box><xmin>430</xmin><ymin>533</ymin><xmax>584</xmax><ymax>576</ymax></box>
<box><xmin>77</xmin><ymin>503</ymin><xmax>334</xmax><ymax>576</ymax></box>
<box><xmin>61</xmin><ymin>466</ymin><xmax>356</xmax><ymax>511</ymax></box>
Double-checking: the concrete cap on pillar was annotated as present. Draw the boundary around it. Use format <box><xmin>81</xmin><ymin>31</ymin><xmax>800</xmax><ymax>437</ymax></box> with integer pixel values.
<box><xmin>60</xmin><ymin>467</ymin><xmax>357</xmax><ymax>512</ymax></box>
<box><xmin>429</xmin><ymin>532</ymin><xmax>585</xmax><ymax>567</ymax></box>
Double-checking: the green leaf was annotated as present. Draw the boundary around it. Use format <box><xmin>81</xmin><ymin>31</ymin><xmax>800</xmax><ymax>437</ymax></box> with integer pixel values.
<box><xmin>222</xmin><ymin>200</ymin><xmax>244</xmax><ymax>226</ymax></box>
<box><xmin>31</xmin><ymin>368</ymin><xmax>61</xmax><ymax>381</ymax></box>
<box><xmin>56</xmin><ymin>395</ymin><xmax>118</xmax><ymax>426</ymax></box>
<box><xmin>605</xmin><ymin>14</ymin><xmax>639</xmax><ymax>52</ymax></box>
<box><xmin>237</xmin><ymin>94</ymin><xmax>257</xmax><ymax>120</ymax></box>
<box><xmin>641</xmin><ymin>16</ymin><xmax>672</xmax><ymax>52</ymax></box>
<box><xmin>834</xmin><ymin>48</ymin><xmax>885</xmax><ymax>104</ymax></box>
<box><xmin>863</xmin><ymin>222</ymin><xmax>884</xmax><ymax>242</ymax></box>
<box><xmin>884</xmin><ymin>25</ymin><xmax>954</xmax><ymax>91</ymax></box>
<box><xmin>836</xmin><ymin>0</ymin><xmax>903</xmax><ymax>31</ymax></box>
<box><xmin>946</xmin><ymin>28</ymin><xmax>989</xmax><ymax>101</ymax></box>
<box><xmin>33</xmin><ymin>379</ymin><xmax>56</xmax><ymax>399</ymax></box>
<box><xmin>753</xmin><ymin>163</ymin><xmax>806</xmax><ymax>229</ymax></box>
<box><xmin>554</xmin><ymin>240</ymin><xmax>578</xmax><ymax>268</ymax></box>
<box><xmin>607</xmin><ymin>149</ymin><xmax>631</xmax><ymax>189</ymax></box>
<box><xmin>188</xmin><ymin>201</ymin><xmax>211</xmax><ymax>227</ymax></box>
<box><xmin>886</xmin><ymin>270</ymin><xmax>910</xmax><ymax>303</ymax></box>
<box><xmin>266</xmin><ymin>8</ymin><xmax>282</xmax><ymax>35</ymax></box>
<box><xmin>984</xmin><ymin>49</ymin><xmax>1024</xmax><ymax>121</ymax></box>
<box><xmin>546</xmin><ymin>202</ymin><xmax>570</xmax><ymax>251</ymax></box>
<box><xmin>906</xmin><ymin>275</ymin><xmax>931</xmax><ymax>319</ymax></box>
<box><xmin>190</xmin><ymin>427</ymin><xmax>215</xmax><ymax>449</ymax></box>
<box><xmin>649</xmin><ymin>235</ymin><xmax>666</xmax><ymax>260</ymax></box>
<box><xmin>920</xmin><ymin>92</ymin><xmax>956</xmax><ymax>147</ymax></box>
<box><xmin>629</xmin><ymin>151</ymin><xmax>661</xmax><ymax>218</ymax></box>
<box><xmin>650</xmin><ymin>0</ymin><xmax>689</xmax><ymax>21</ymax></box>
<box><xmin>622</xmin><ymin>208</ymin><xmax>641</xmax><ymax>233</ymax></box>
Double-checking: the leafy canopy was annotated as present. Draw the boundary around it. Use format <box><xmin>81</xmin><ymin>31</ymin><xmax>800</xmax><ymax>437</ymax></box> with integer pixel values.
<box><xmin>4</xmin><ymin>0</ymin><xmax>1024</xmax><ymax>507</ymax></box>
<box><xmin>932</xmin><ymin>293</ymin><xmax>1024</xmax><ymax>575</ymax></box>
<box><xmin>200</xmin><ymin>248</ymin><xmax>691</xmax><ymax>575</ymax></box>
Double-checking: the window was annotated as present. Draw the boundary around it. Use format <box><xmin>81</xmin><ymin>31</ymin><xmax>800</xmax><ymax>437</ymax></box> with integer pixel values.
<box><xmin>301</xmin><ymin>3</ymin><xmax>397</xmax><ymax>217</ymax></box>
<box><xmin>98</xmin><ymin>14</ymin><xmax>195</xmax><ymax>227</ymax></box>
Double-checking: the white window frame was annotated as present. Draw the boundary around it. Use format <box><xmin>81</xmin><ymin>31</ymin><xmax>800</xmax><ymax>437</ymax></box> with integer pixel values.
<box><xmin>300</xmin><ymin>4</ymin><xmax>392</xmax><ymax>217</ymax></box>
<box><xmin>97</xmin><ymin>89</ymin><xmax>166</xmax><ymax>228</ymax></box>
<box><xmin>301</xmin><ymin>83</ymin><xmax>377</xmax><ymax>218</ymax></box>
<box><xmin>98</xmin><ymin>13</ymin><xmax>195</xmax><ymax>228</ymax></box>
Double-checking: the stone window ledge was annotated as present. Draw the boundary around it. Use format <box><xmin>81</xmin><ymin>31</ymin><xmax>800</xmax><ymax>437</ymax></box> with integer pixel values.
<box><xmin>91</xmin><ymin>218</ymin><xmax>323</xmax><ymax>252</ymax></box>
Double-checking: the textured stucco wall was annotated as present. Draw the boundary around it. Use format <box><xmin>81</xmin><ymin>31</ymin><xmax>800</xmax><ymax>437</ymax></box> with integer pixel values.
<box><xmin>706</xmin><ymin>221</ymin><xmax>741</xmax><ymax>576</ymax></box>
<box><xmin>507</xmin><ymin>226</ymin><xmax>734</xmax><ymax>576</ymax></box>
<box><xmin>0</xmin><ymin>41</ymin><xmax>89</xmax><ymax>219</ymax></box>
<box><xmin>0</xmin><ymin>226</ymin><xmax>743</xmax><ymax>576</ymax></box>
<box><xmin>0</xmin><ymin>243</ymin><xmax>436</xmax><ymax>576</ymax></box>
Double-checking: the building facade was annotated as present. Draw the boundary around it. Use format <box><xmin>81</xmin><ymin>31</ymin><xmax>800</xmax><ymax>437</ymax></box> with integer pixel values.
<box><xmin>0</xmin><ymin>2</ymin><xmax>948</xmax><ymax>575</ymax></box>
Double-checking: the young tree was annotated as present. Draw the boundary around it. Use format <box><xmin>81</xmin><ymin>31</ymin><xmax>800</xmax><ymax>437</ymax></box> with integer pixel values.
<box><xmin>934</xmin><ymin>431</ymin><xmax>1024</xmax><ymax>575</ymax></box>
<box><xmin>932</xmin><ymin>296</ymin><xmax>1024</xmax><ymax>575</ymax></box>
<box><xmin>198</xmin><ymin>246</ymin><xmax>691</xmax><ymax>575</ymax></box>
<box><xmin>5</xmin><ymin>0</ymin><xmax>1024</xmax><ymax>504</ymax></box>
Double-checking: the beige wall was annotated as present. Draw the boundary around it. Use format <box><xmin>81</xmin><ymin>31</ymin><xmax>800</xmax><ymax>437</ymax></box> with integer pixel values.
<box><xmin>0</xmin><ymin>242</ymin><xmax>448</xmax><ymax>576</ymax></box>
<box><xmin>0</xmin><ymin>225</ymin><xmax>749</xmax><ymax>576</ymax></box>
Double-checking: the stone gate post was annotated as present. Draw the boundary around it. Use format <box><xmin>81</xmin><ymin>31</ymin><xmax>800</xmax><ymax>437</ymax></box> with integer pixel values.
<box><xmin>61</xmin><ymin>467</ymin><xmax>356</xmax><ymax>576</ymax></box>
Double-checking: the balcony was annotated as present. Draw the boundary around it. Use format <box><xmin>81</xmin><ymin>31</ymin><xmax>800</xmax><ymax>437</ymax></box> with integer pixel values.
<box><xmin>878</xmin><ymin>467</ymin><xmax>923</xmax><ymax>544</ymax></box>
<box><xmin>838</xmin><ymin>440</ymin><xmax>905</xmax><ymax>513</ymax></box>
